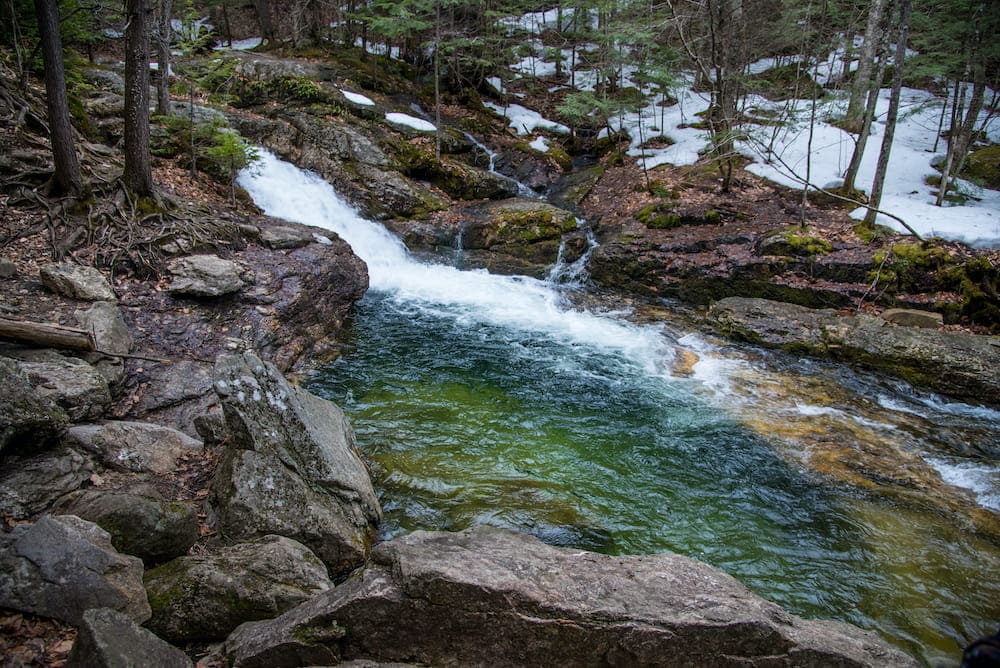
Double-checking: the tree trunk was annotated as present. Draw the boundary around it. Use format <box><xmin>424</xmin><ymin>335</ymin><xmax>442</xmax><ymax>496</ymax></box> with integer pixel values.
<box><xmin>841</xmin><ymin>41</ymin><xmax>888</xmax><ymax>195</ymax></box>
<box><xmin>863</xmin><ymin>0</ymin><xmax>910</xmax><ymax>228</ymax></box>
<box><xmin>845</xmin><ymin>0</ymin><xmax>888</xmax><ymax>132</ymax></box>
<box><xmin>34</xmin><ymin>0</ymin><xmax>82</xmax><ymax>197</ymax></box>
<box><xmin>155</xmin><ymin>0</ymin><xmax>172</xmax><ymax>116</ymax></box>
<box><xmin>936</xmin><ymin>78</ymin><xmax>985</xmax><ymax>206</ymax></box>
<box><xmin>254</xmin><ymin>0</ymin><xmax>276</xmax><ymax>45</ymax></box>
<box><xmin>0</xmin><ymin>316</ymin><xmax>95</xmax><ymax>352</ymax></box>
<box><xmin>124</xmin><ymin>0</ymin><xmax>154</xmax><ymax>197</ymax></box>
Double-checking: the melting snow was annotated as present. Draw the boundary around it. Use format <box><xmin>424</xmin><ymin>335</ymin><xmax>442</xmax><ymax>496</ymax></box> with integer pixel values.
<box><xmin>385</xmin><ymin>112</ymin><xmax>436</xmax><ymax>132</ymax></box>
<box><xmin>342</xmin><ymin>90</ymin><xmax>375</xmax><ymax>106</ymax></box>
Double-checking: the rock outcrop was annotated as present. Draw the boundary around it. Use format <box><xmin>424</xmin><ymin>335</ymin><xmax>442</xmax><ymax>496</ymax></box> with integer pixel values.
<box><xmin>144</xmin><ymin>535</ymin><xmax>332</xmax><ymax>643</ymax></box>
<box><xmin>225</xmin><ymin>525</ymin><xmax>915</xmax><ymax>667</ymax></box>
<box><xmin>8</xmin><ymin>350</ymin><xmax>111</xmax><ymax>421</ymax></box>
<box><xmin>707</xmin><ymin>297</ymin><xmax>1000</xmax><ymax>406</ymax></box>
<box><xmin>210</xmin><ymin>352</ymin><xmax>381</xmax><ymax>575</ymax></box>
<box><xmin>68</xmin><ymin>608</ymin><xmax>192</xmax><ymax>668</ymax></box>
<box><xmin>0</xmin><ymin>515</ymin><xmax>150</xmax><ymax>625</ymax></box>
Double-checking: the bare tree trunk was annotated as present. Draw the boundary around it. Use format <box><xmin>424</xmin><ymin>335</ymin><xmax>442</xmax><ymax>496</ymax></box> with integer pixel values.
<box><xmin>841</xmin><ymin>33</ymin><xmax>888</xmax><ymax>195</ymax></box>
<box><xmin>155</xmin><ymin>0</ymin><xmax>172</xmax><ymax>116</ymax></box>
<box><xmin>434</xmin><ymin>0</ymin><xmax>442</xmax><ymax>161</ymax></box>
<box><xmin>124</xmin><ymin>0</ymin><xmax>154</xmax><ymax>197</ymax></box>
<box><xmin>34</xmin><ymin>0</ymin><xmax>82</xmax><ymax>197</ymax></box>
<box><xmin>864</xmin><ymin>0</ymin><xmax>910</xmax><ymax>228</ymax></box>
<box><xmin>845</xmin><ymin>0</ymin><xmax>888</xmax><ymax>132</ymax></box>
<box><xmin>253</xmin><ymin>0</ymin><xmax>275</xmax><ymax>45</ymax></box>
<box><xmin>936</xmin><ymin>78</ymin><xmax>985</xmax><ymax>206</ymax></box>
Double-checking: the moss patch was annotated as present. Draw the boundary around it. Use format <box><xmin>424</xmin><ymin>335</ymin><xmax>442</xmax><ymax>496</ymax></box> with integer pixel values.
<box><xmin>961</xmin><ymin>145</ymin><xmax>1000</xmax><ymax>190</ymax></box>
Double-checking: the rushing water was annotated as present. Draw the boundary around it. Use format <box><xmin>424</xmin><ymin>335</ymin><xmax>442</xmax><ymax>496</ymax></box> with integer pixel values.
<box><xmin>239</xmin><ymin>150</ymin><xmax>1000</xmax><ymax>666</ymax></box>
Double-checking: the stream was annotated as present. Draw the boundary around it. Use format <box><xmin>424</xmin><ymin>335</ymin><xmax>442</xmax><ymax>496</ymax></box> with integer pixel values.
<box><xmin>239</xmin><ymin>149</ymin><xmax>1000</xmax><ymax>666</ymax></box>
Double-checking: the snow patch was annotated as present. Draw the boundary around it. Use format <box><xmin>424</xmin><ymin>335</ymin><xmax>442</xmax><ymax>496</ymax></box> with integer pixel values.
<box><xmin>529</xmin><ymin>136</ymin><xmax>550</xmax><ymax>152</ymax></box>
<box><xmin>483</xmin><ymin>102</ymin><xmax>569</xmax><ymax>135</ymax></box>
<box><xmin>342</xmin><ymin>90</ymin><xmax>375</xmax><ymax>106</ymax></box>
<box><xmin>385</xmin><ymin>112</ymin><xmax>436</xmax><ymax>132</ymax></box>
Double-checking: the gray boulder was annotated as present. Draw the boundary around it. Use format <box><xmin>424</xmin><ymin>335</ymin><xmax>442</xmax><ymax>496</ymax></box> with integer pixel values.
<box><xmin>64</xmin><ymin>420</ymin><xmax>203</xmax><ymax>475</ymax></box>
<box><xmin>53</xmin><ymin>488</ymin><xmax>199</xmax><ymax>565</ymax></box>
<box><xmin>225</xmin><ymin>525</ymin><xmax>915</xmax><ymax>668</ymax></box>
<box><xmin>0</xmin><ymin>446</ymin><xmax>94</xmax><ymax>519</ymax></box>
<box><xmin>0</xmin><ymin>356</ymin><xmax>68</xmax><ymax>452</ymax></box>
<box><xmin>0</xmin><ymin>257</ymin><xmax>16</xmax><ymax>277</ymax></box>
<box><xmin>210</xmin><ymin>352</ymin><xmax>381</xmax><ymax>575</ymax></box>
<box><xmin>0</xmin><ymin>515</ymin><xmax>150</xmax><ymax>625</ymax></box>
<box><xmin>707</xmin><ymin>297</ymin><xmax>1000</xmax><ymax>407</ymax></box>
<box><xmin>880</xmin><ymin>308</ymin><xmax>944</xmax><ymax>329</ymax></box>
<box><xmin>68</xmin><ymin>607</ymin><xmax>192</xmax><ymax>668</ymax></box>
<box><xmin>76</xmin><ymin>300</ymin><xmax>132</xmax><ymax>356</ymax></box>
<box><xmin>15</xmin><ymin>351</ymin><xmax>112</xmax><ymax>421</ymax></box>
<box><xmin>144</xmin><ymin>535</ymin><xmax>332</xmax><ymax>643</ymax></box>
<box><xmin>40</xmin><ymin>263</ymin><xmax>117</xmax><ymax>302</ymax></box>
<box><xmin>166</xmin><ymin>255</ymin><xmax>245</xmax><ymax>297</ymax></box>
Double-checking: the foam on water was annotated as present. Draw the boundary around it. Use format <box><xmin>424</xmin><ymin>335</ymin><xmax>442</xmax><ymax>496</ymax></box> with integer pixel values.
<box><xmin>926</xmin><ymin>457</ymin><xmax>1000</xmax><ymax>512</ymax></box>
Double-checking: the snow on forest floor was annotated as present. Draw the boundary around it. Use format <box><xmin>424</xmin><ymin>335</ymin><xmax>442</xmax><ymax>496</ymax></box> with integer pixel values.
<box><xmin>215</xmin><ymin>18</ymin><xmax>999</xmax><ymax>249</ymax></box>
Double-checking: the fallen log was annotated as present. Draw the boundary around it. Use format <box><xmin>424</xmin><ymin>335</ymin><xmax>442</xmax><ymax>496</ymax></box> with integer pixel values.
<box><xmin>0</xmin><ymin>316</ymin><xmax>95</xmax><ymax>352</ymax></box>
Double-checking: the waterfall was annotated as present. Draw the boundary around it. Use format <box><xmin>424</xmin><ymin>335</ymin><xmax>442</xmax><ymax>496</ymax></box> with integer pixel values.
<box><xmin>238</xmin><ymin>149</ymin><xmax>676</xmax><ymax>376</ymax></box>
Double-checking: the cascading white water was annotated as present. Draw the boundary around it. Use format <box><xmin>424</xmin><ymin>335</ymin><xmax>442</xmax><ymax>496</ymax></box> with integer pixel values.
<box><xmin>238</xmin><ymin>149</ymin><xmax>678</xmax><ymax>376</ymax></box>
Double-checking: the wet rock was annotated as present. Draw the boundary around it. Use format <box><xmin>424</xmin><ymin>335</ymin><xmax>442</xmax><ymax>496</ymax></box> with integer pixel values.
<box><xmin>40</xmin><ymin>263</ymin><xmax>118</xmax><ymax>302</ymax></box>
<box><xmin>53</xmin><ymin>488</ymin><xmax>200</xmax><ymax>565</ymax></box>
<box><xmin>225</xmin><ymin>525</ymin><xmax>915</xmax><ymax>668</ymax></box>
<box><xmin>144</xmin><ymin>535</ymin><xmax>332</xmax><ymax>643</ymax></box>
<box><xmin>0</xmin><ymin>446</ymin><xmax>93</xmax><ymax>519</ymax></box>
<box><xmin>0</xmin><ymin>515</ymin><xmax>150</xmax><ymax>625</ymax></box>
<box><xmin>166</xmin><ymin>255</ymin><xmax>245</xmax><ymax>297</ymax></box>
<box><xmin>68</xmin><ymin>607</ymin><xmax>192</xmax><ymax>668</ymax></box>
<box><xmin>0</xmin><ymin>356</ymin><xmax>68</xmax><ymax>452</ymax></box>
<box><xmin>64</xmin><ymin>420</ymin><xmax>203</xmax><ymax>475</ymax></box>
<box><xmin>460</xmin><ymin>198</ymin><xmax>580</xmax><ymax>270</ymax></box>
<box><xmin>210</xmin><ymin>351</ymin><xmax>381</xmax><ymax>575</ymax></box>
<box><xmin>259</xmin><ymin>224</ymin><xmax>316</xmax><ymax>250</ymax></box>
<box><xmin>707</xmin><ymin>297</ymin><xmax>1000</xmax><ymax>406</ymax></box>
<box><xmin>13</xmin><ymin>351</ymin><xmax>111</xmax><ymax>421</ymax></box>
<box><xmin>547</xmin><ymin>163</ymin><xmax>605</xmax><ymax>211</ymax></box>
<box><xmin>880</xmin><ymin>308</ymin><xmax>943</xmax><ymax>329</ymax></box>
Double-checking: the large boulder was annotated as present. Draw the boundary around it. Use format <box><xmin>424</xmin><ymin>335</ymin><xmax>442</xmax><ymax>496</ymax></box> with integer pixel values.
<box><xmin>166</xmin><ymin>255</ymin><xmax>245</xmax><ymax>297</ymax></box>
<box><xmin>12</xmin><ymin>351</ymin><xmax>112</xmax><ymax>421</ymax></box>
<box><xmin>707</xmin><ymin>297</ymin><xmax>1000</xmax><ymax>407</ymax></box>
<box><xmin>0</xmin><ymin>356</ymin><xmax>68</xmax><ymax>452</ymax></box>
<box><xmin>209</xmin><ymin>352</ymin><xmax>381</xmax><ymax>575</ymax></box>
<box><xmin>225</xmin><ymin>525</ymin><xmax>915</xmax><ymax>668</ymax></box>
<box><xmin>0</xmin><ymin>446</ymin><xmax>94</xmax><ymax>520</ymax></box>
<box><xmin>64</xmin><ymin>420</ymin><xmax>203</xmax><ymax>475</ymax></box>
<box><xmin>52</xmin><ymin>487</ymin><xmax>200</xmax><ymax>565</ymax></box>
<box><xmin>68</xmin><ymin>607</ymin><xmax>192</xmax><ymax>668</ymax></box>
<box><xmin>76</xmin><ymin>300</ymin><xmax>132</xmax><ymax>356</ymax></box>
<box><xmin>144</xmin><ymin>535</ymin><xmax>332</xmax><ymax>643</ymax></box>
<box><xmin>0</xmin><ymin>515</ymin><xmax>150</xmax><ymax>625</ymax></box>
<box><xmin>40</xmin><ymin>263</ymin><xmax>117</xmax><ymax>302</ymax></box>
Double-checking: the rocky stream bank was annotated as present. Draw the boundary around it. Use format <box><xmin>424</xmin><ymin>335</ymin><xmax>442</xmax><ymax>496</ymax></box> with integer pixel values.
<box><xmin>2</xmin><ymin>48</ymin><xmax>998</xmax><ymax>666</ymax></box>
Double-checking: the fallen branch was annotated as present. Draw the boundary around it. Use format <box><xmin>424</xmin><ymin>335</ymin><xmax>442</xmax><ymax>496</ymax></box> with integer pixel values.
<box><xmin>0</xmin><ymin>316</ymin><xmax>95</xmax><ymax>351</ymax></box>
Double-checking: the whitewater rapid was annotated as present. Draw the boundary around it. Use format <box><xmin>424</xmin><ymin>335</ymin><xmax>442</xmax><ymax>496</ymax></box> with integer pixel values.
<box><xmin>238</xmin><ymin>149</ymin><xmax>679</xmax><ymax>377</ymax></box>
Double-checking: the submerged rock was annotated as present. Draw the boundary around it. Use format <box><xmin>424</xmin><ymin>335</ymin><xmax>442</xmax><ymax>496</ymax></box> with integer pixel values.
<box><xmin>144</xmin><ymin>535</ymin><xmax>332</xmax><ymax>643</ymax></box>
<box><xmin>225</xmin><ymin>525</ymin><xmax>915</xmax><ymax>667</ymax></box>
<box><xmin>210</xmin><ymin>352</ymin><xmax>381</xmax><ymax>575</ymax></box>
<box><xmin>707</xmin><ymin>297</ymin><xmax>1000</xmax><ymax>407</ymax></box>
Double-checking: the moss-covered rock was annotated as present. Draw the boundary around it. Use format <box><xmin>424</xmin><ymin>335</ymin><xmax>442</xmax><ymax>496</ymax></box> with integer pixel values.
<box><xmin>144</xmin><ymin>535</ymin><xmax>332</xmax><ymax>643</ymax></box>
<box><xmin>758</xmin><ymin>228</ymin><xmax>833</xmax><ymax>257</ymax></box>
<box><xmin>961</xmin><ymin>145</ymin><xmax>1000</xmax><ymax>190</ymax></box>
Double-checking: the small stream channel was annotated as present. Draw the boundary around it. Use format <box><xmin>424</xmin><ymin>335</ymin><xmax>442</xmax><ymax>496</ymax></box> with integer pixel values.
<box><xmin>239</xmin><ymin>149</ymin><xmax>1000</xmax><ymax>666</ymax></box>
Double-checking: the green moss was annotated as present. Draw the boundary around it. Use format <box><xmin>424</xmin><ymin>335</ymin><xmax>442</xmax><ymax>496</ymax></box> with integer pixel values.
<box><xmin>783</xmin><ymin>230</ymin><xmax>832</xmax><ymax>256</ymax></box>
<box><xmin>746</xmin><ymin>63</ymin><xmax>825</xmax><ymax>101</ymax></box>
<box><xmin>636</xmin><ymin>203</ymin><xmax>682</xmax><ymax>229</ymax></box>
<box><xmin>961</xmin><ymin>145</ymin><xmax>1000</xmax><ymax>190</ymax></box>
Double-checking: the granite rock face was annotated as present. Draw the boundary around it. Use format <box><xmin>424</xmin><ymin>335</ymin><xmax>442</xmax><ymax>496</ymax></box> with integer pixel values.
<box><xmin>68</xmin><ymin>607</ymin><xmax>192</xmax><ymax>668</ymax></box>
<box><xmin>40</xmin><ymin>263</ymin><xmax>117</xmax><ymax>302</ymax></box>
<box><xmin>707</xmin><ymin>297</ymin><xmax>1000</xmax><ymax>406</ymax></box>
<box><xmin>225</xmin><ymin>525</ymin><xmax>915</xmax><ymax>668</ymax></box>
<box><xmin>210</xmin><ymin>352</ymin><xmax>381</xmax><ymax>575</ymax></box>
